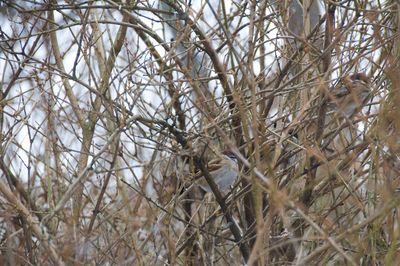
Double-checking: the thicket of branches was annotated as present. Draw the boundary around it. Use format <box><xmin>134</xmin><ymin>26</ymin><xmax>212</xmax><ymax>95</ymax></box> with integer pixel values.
<box><xmin>0</xmin><ymin>0</ymin><xmax>399</xmax><ymax>265</ymax></box>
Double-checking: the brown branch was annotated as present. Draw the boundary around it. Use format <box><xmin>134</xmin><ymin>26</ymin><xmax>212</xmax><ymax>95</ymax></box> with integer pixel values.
<box><xmin>0</xmin><ymin>178</ymin><xmax>65</xmax><ymax>265</ymax></box>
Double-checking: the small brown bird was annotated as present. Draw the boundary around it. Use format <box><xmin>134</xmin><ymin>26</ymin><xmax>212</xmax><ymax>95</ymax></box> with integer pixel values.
<box><xmin>320</xmin><ymin>73</ymin><xmax>372</xmax><ymax>165</ymax></box>
<box><xmin>195</xmin><ymin>150</ymin><xmax>239</xmax><ymax>193</ymax></box>
<box><xmin>332</xmin><ymin>73</ymin><xmax>371</xmax><ymax>118</ymax></box>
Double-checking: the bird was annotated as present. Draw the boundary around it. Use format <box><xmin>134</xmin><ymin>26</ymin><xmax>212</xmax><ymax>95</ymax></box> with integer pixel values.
<box><xmin>330</xmin><ymin>72</ymin><xmax>371</xmax><ymax>119</ymax></box>
<box><xmin>194</xmin><ymin>150</ymin><xmax>239</xmax><ymax>193</ymax></box>
<box><xmin>317</xmin><ymin>73</ymin><xmax>371</xmax><ymax>182</ymax></box>
<box><xmin>323</xmin><ymin>73</ymin><xmax>371</xmax><ymax>150</ymax></box>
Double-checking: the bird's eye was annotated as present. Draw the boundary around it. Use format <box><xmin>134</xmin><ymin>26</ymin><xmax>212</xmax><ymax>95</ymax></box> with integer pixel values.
<box><xmin>227</xmin><ymin>154</ymin><xmax>237</xmax><ymax>161</ymax></box>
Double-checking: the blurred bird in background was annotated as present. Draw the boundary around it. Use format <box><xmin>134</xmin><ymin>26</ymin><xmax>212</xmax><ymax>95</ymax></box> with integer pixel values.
<box><xmin>331</xmin><ymin>73</ymin><xmax>371</xmax><ymax>119</ymax></box>
<box><xmin>315</xmin><ymin>73</ymin><xmax>372</xmax><ymax>190</ymax></box>
<box><xmin>324</xmin><ymin>73</ymin><xmax>371</xmax><ymax>152</ymax></box>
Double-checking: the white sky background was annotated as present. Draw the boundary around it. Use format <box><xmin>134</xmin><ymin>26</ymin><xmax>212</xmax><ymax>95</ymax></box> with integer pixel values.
<box><xmin>0</xmin><ymin>0</ymin><xmax>385</xmax><ymax>196</ymax></box>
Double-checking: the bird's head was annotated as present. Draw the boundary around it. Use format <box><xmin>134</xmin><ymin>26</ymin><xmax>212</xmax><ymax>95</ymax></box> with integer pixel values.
<box><xmin>221</xmin><ymin>150</ymin><xmax>238</xmax><ymax>163</ymax></box>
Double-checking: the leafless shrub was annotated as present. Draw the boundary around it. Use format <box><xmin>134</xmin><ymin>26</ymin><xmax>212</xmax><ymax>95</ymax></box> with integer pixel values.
<box><xmin>0</xmin><ymin>0</ymin><xmax>399</xmax><ymax>265</ymax></box>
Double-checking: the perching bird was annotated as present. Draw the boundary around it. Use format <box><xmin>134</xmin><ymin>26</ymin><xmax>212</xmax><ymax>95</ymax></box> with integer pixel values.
<box><xmin>313</xmin><ymin>73</ymin><xmax>372</xmax><ymax>224</ymax></box>
<box><xmin>317</xmin><ymin>73</ymin><xmax>371</xmax><ymax>180</ymax></box>
<box><xmin>195</xmin><ymin>150</ymin><xmax>239</xmax><ymax>193</ymax></box>
<box><xmin>323</xmin><ymin>73</ymin><xmax>371</xmax><ymax>151</ymax></box>
<box><xmin>330</xmin><ymin>72</ymin><xmax>371</xmax><ymax>119</ymax></box>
